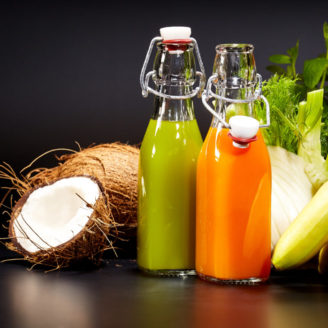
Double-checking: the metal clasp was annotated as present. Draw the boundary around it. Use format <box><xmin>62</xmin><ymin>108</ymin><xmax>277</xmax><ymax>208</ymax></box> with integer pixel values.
<box><xmin>201</xmin><ymin>73</ymin><xmax>270</xmax><ymax>128</ymax></box>
<box><xmin>140</xmin><ymin>37</ymin><xmax>206</xmax><ymax>100</ymax></box>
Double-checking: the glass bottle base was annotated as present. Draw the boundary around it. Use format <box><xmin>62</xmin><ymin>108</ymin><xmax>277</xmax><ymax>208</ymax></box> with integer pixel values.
<box><xmin>139</xmin><ymin>266</ymin><xmax>196</xmax><ymax>277</ymax></box>
<box><xmin>197</xmin><ymin>272</ymin><xmax>269</xmax><ymax>285</ymax></box>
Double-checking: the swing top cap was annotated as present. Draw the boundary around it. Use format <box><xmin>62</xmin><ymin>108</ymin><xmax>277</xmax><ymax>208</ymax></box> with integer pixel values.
<box><xmin>229</xmin><ymin>116</ymin><xmax>260</xmax><ymax>140</ymax></box>
<box><xmin>160</xmin><ymin>26</ymin><xmax>192</xmax><ymax>41</ymax></box>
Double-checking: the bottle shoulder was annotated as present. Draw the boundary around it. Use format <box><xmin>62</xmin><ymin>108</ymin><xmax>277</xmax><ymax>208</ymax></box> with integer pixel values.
<box><xmin>199</xmin><ymin>127</ymin><xmax>270</xmax><ymax>165</ymax></box>
<box><xmin>142</xmin><ymin>119</ymin><xmax>202</xmax><ymax>139</ymax></box>
<box><xmin>140</xmin><ymin>119</ymin><xmax>203</xmax><ymax>155</ymax></box>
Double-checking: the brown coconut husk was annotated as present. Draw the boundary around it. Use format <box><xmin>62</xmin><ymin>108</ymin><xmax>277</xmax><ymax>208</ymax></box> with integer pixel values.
<box><xmin>27</xmin><ymin>143</ymin><xmax>139</xmax><ymax>231</ymax></box>
<box><xmin>0</xmin><ymin>143</ymin><xmax>139</xmax><ymax>269</ymax></box>
<box><xmin>7</xmin><ymin>176</ymin><xmax>114</xmax><ymax>270</ymax></box>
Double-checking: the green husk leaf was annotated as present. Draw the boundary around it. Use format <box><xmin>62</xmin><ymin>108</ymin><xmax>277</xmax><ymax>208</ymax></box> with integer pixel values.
<box><xmin>269</xmin><ymin>54</ymin><xmax>291</xmax><ymax>64</ymax></box>
<box><xmin>266</xmin><ymin>65</ymin><xmax>286</xmax><ymax>75</ymax></box>
<box><xmin>286</xmin><ymin>66</ymin><xmax>294</xmax><ymax>77</ymax></box>
<box><xmin>288</xmin><ymin>41</ymin><xmax>299</xmax><ymax>78</ymax></box>
<box><xmin>303</xmin><ymin>58</ymin><xmax>328</xmax><ymax>89</ymax></box>
<box><xmin>287</xmin><ymin>41</ymin><xmax>299</xmax><ymax>62</ymax></box>
<box><xmin>324</xmin><ymin>21</ymin><xmax>328</xmax><ymax>49</ymax></box>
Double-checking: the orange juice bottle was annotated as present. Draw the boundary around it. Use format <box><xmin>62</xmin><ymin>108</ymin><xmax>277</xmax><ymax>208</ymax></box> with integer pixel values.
<box><xmin>196</xmin><ymin>44</ymin><xmax>271</xmax><ymax>284</ymax></box>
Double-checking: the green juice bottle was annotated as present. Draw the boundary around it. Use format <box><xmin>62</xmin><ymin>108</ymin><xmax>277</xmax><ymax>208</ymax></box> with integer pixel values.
<box><xmin>138</xmin><ymin>26</ymin><xmax>205</xmax><ymax>275</ymax></box>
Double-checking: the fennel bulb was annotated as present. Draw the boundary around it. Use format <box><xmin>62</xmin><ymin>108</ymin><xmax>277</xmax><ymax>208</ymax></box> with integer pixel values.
<box><xmin>255</xmin><ymin>77</ymin><xmax>326</xmax><ymax>250</ymax></box>
<box><xmin>269</xmin><ymin>146</ymin><xmax>314</xmax><ymax>249</ymax></box>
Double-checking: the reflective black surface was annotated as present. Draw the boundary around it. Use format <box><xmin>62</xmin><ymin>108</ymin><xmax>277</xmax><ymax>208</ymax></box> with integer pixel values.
<box><xmin>0</xmin><ymin>251</ymin><xmax>327</xmax><ymax>328</ymax></box>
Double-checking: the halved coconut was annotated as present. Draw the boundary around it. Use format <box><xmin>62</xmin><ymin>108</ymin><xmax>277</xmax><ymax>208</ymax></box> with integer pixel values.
<box><xmin>28</xmin><ymin>143</ymin><xmax>138</xmax><ymax>232</ymax></box>
<box><xmin>8</xmin><ymin>176</ymin><xmax>113</xmax><ymax>269</ymax></box>
<box><xmin>2</xmin><ymin>143</ymin><xmax>139</xmax><ymax>269</ymax></box>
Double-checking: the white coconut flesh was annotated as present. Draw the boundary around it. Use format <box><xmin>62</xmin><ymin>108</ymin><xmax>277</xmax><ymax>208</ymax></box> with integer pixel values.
<box><xmin>13</xmin><ymin>177</ymin><xmax>101</xmax><ymax>253</ymax></box>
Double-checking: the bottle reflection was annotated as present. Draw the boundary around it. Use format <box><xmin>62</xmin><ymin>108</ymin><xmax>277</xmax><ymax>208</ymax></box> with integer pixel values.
<box><xmin>130</xmin><ymin>274</ymin><xmax>271</xmax><ymax>328</ymax></box>
<box><xmin>191</xmin><ymin>280</ymin><xmax>271</xmax><ymax>328</ymax></box>
<box><xmin>129</xmin><ymin>273</ymin><xmax>197</xmax><ymax>327</ymax></box>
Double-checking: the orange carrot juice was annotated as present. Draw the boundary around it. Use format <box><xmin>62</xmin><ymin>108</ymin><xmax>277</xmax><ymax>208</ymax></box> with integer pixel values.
<box><xmin>196</xmin><ymin>127</ymin><xmax>271</xmax><ymax>282</ymax></box>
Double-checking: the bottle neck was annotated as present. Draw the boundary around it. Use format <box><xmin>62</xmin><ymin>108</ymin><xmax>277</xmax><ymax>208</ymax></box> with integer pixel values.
<box><xmin>211</xmin><ymin>43</ymin><xmax>257</xmax><ymax>128</ymax></box>
<box><xmin>152</xmin><ymin>85</ymin><xmax>195</xmax><ymax>121</ymax></box>
<box><xmin>152</xmin><ymin>41</ymin><xmax>196</xmax><ymax>122</ymax></box>
<box><xmin>211</xmin><ymin>85</ymin><xmax>255</xmax><ymax>128</ymax></box>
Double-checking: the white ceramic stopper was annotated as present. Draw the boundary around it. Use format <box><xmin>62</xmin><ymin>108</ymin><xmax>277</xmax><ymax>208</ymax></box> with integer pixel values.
<box><xmin>160</xmin><ymin>26</ymin><xmax>191</xmax><ymax>40</ymax></box>
<box><xmin>229</xmin><ymin>115</ymin><xmax>259</xmax><ymax>139</ymax></box>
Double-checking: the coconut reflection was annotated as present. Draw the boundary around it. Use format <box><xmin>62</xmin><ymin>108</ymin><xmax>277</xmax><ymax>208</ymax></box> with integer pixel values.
<box><xmin>6</xmin><ymin>269</ymin><xmax>94</xmax><ymax>328</ymax></box>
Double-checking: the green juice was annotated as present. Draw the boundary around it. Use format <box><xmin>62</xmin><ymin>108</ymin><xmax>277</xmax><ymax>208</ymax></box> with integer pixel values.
<box><xmin>137</xmin><ymin>118</ymin><xmax>203</xmax><ymax>272</ymax></box>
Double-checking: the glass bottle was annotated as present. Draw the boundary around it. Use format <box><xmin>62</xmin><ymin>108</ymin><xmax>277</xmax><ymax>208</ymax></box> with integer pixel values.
<box><xmin>138</xmin><ymin>27</ymin><xmax>205</xmax><ymax>276</ymax></box>
<box><xmin>196</xmin><ymin>44</ymin><xmax>271</xmax><ymax>284</ymax></box>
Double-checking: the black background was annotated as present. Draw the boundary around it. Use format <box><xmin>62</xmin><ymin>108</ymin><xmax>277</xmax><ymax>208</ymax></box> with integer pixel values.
<box><xmin>1</xmin><ymin>0</ymin><xmax>328</xmax><ymax>170</ymax></box>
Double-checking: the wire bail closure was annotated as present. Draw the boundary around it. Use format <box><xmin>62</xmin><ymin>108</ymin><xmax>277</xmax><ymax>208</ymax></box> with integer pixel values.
<box><xmin>140</xmin><ymin>37</ymin><xmax>206</xmax><ymax>100</ymax></box>
<box><xmin>201</xmin><ymin>73</ymin><xmax>270</xmax><ymax>129</ymax></box>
